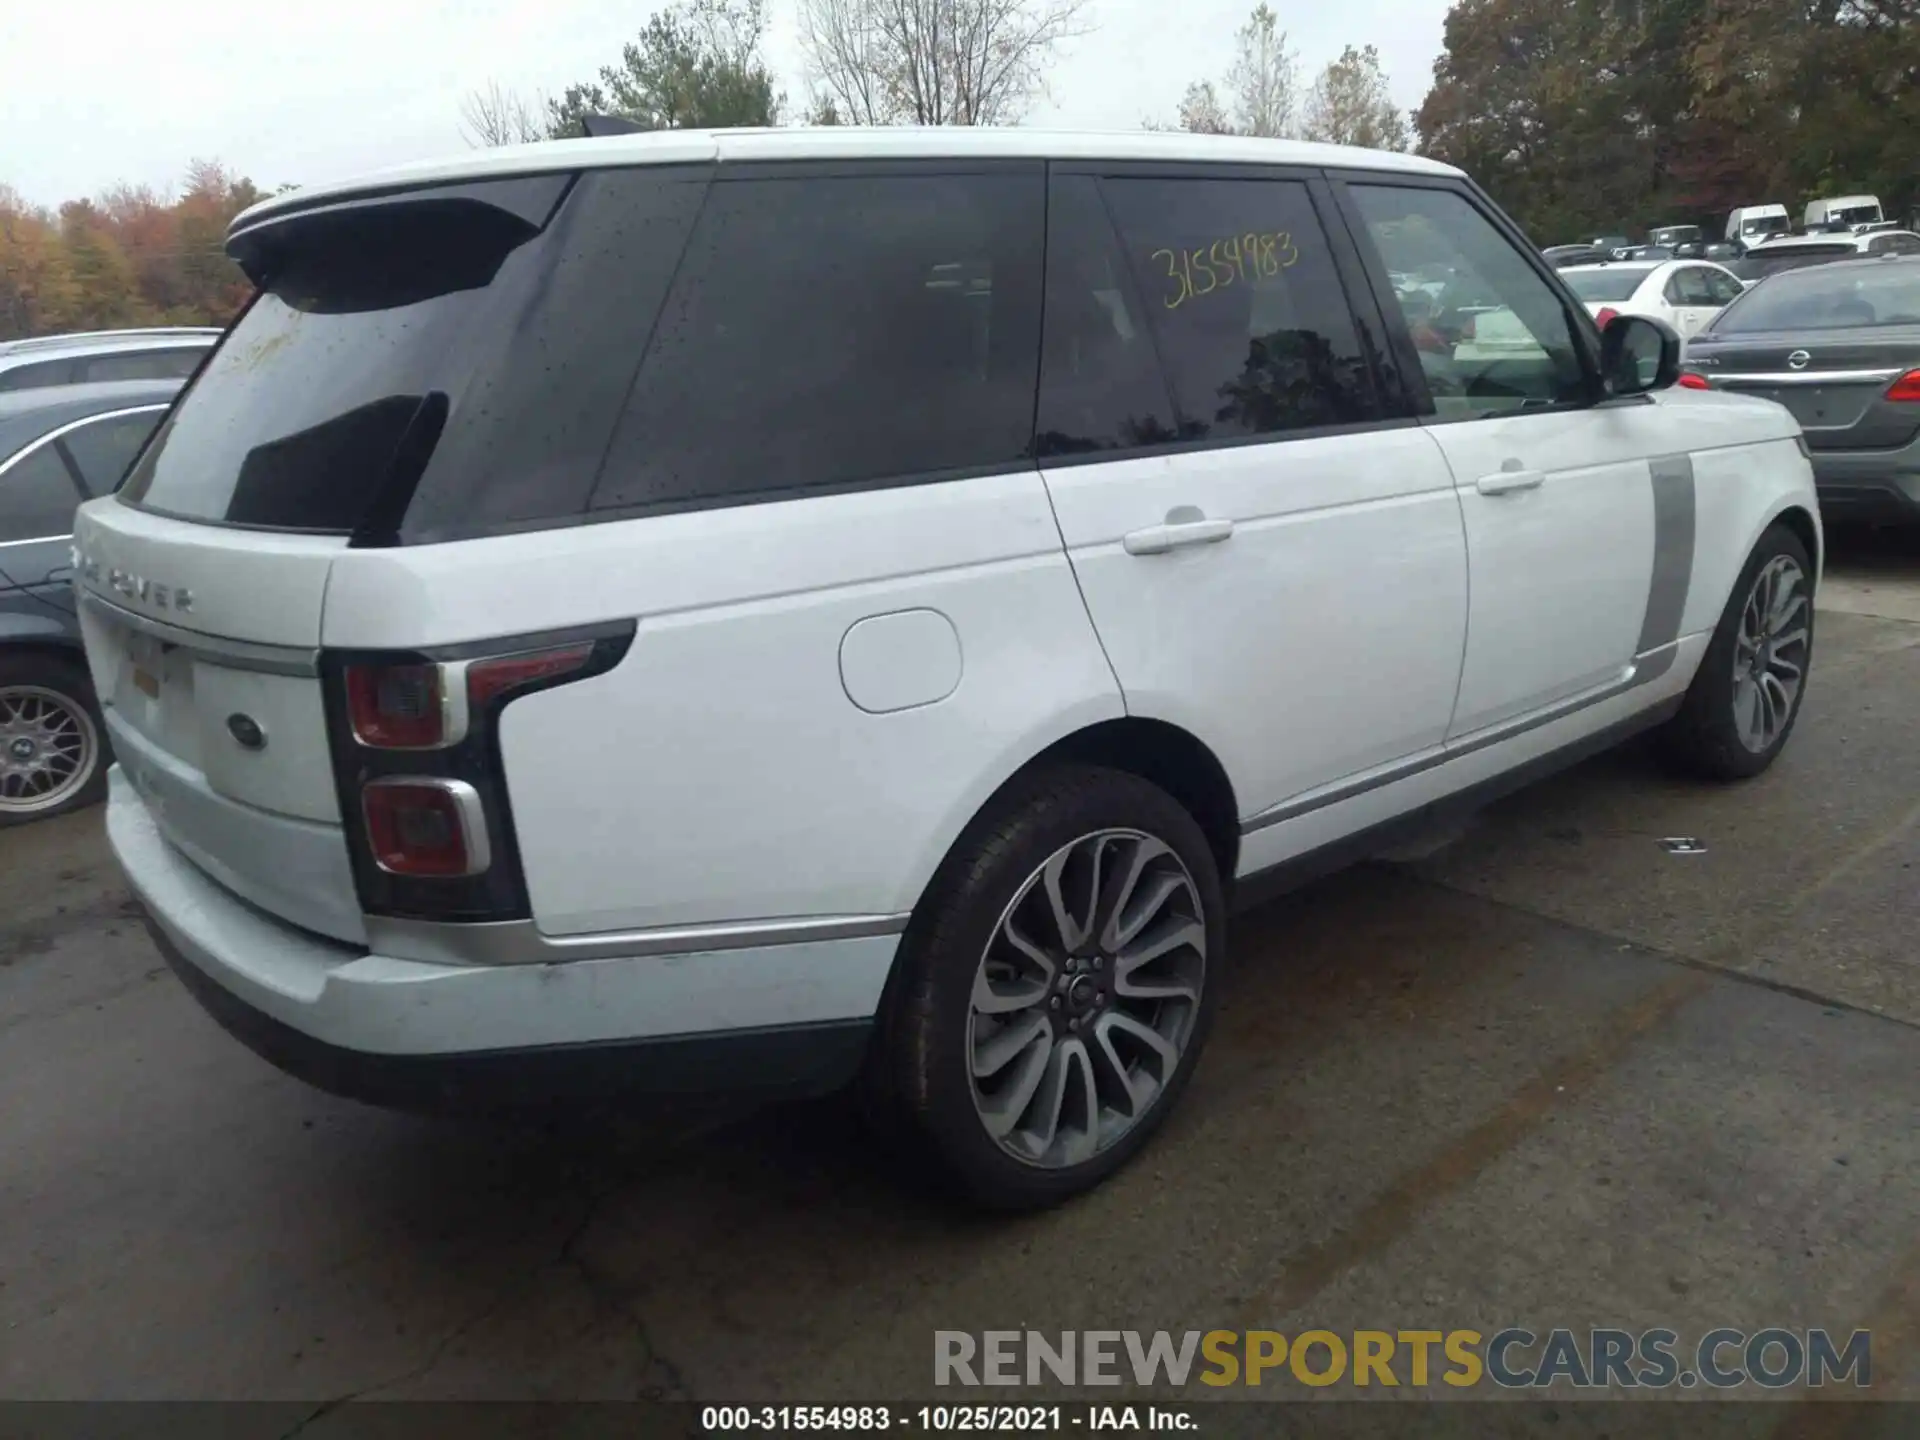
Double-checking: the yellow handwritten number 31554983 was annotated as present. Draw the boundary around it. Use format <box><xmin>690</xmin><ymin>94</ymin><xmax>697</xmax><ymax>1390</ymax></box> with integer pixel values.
<box><xmin>1152</xmin><ymin>232</ymin><xmax>1301</xmax><ymax>310</ymax></box>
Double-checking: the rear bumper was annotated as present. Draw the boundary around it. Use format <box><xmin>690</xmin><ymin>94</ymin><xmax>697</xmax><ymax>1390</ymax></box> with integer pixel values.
<box><xmin>1809</xmin><ymin>445</ymin><xmax>1920</xmax><ymax>518</ymax></box>
<box><xmin>107</xmin><ymin>769</ymin><xmax>894</xmax><ymax>1110</ymax></box>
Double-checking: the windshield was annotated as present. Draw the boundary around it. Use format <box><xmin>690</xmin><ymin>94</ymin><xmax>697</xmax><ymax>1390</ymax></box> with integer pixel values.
<box><xmin>1561</xmin><ymin>266</ymin><xmax>1656</xmax><ymax>302</ymax></box>
<box><xmin>1652</xmin><ymin>228</ymin><xmax>1700</xmax><ymax>245</ymax></box>
<box><xmin>1711</xmin><ymin>265</ymin><xmax>1920</xmax><ymax>333</ymax></box>
<box><xmin>1741</xmin><ymin>216</ymin><xmax>1789</xmax><ymax>238</ymax></box>
<box><xmin>1834</xmin><ymin>204</ymin><xmax>1881</xmax><ymax>228</ymax></box>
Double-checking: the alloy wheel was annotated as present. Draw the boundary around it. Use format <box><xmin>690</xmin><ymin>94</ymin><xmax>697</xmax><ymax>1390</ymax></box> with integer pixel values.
<box><xmin>0</xmin><ymin>684</ymin><xmax>100</xmax><ymax>816</ymax></box>
<box><xmin>967</xmin><ymin>829</ymin><xmax>1207</xmax><ymax>1169</ymax></box>
<box><xmin>1731</xmin><ymin>555</ymin><xmax>1809</xmax><ymax>754</ymax></box>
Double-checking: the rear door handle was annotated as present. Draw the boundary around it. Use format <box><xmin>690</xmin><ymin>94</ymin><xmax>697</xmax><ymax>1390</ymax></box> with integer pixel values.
<box><xmin>1123</xmin><ymin>516</ymin><xmax>1236</xmax><ymax>556</ymax></box>
<box><xmin>1475</xmin><ymin>468</ymin><xmax>1546</xmax><ymax>496</ymax></box>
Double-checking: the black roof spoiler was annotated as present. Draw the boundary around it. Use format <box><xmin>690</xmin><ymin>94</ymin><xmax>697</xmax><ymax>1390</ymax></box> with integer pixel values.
<box><xmin>577</xmin><ymin>115</ymin><xmax>646</xmax><ymax>138</ymax></box>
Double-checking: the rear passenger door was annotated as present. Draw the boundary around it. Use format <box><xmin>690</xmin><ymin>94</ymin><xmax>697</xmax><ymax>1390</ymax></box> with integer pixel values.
<box><xmin>1036</xmin><ymin>166</ymin><xmax>1468</xmax><ymax>841</ymax></box>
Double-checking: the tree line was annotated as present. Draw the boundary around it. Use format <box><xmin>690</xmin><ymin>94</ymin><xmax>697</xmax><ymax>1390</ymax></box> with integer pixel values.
<box><xmin>1416</xmin><ymin>0</ymin><xmax>1920</xmax><ymax>244</ymax></box>
<box><xmin>13</xmin><ymin>1</ymin><xmax>1917</xmax><ymax>342</ymax></box>
<box><xmin>1</xmin><ymin>164</ymin><xmax>266</xmax><ymax>343</ymax></box>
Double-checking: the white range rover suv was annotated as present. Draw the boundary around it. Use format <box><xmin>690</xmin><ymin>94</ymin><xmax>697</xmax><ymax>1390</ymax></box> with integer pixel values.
<box><xmin>75</xmin><ymin>129</ymin><xmax>1819</xmax><ymax>1209</ymax></box>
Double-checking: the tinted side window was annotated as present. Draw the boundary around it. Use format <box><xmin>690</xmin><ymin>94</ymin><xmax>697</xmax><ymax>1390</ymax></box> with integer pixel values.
<box><xmin>0</xmin><ymin>442</ymin><xmax>83</xmax><ymax>541</ymax></box>
<box><xmin>1350</xmin><ymin>185</ymin><xmax>1588</xmax><ymax>418</ymax></box>
<box><xmin>59</xmin><ymin>410</ymin><xmax>164</xmax><ymax>495</ymax></box>
<box><xmin>79</xmin><ymin>348</ymin><xmax>204</xmax><ymax>382</ymax></box>
<box><xmin>1036</xmin><ymin>175</ymin><xmax>1181</xmax><ymax>457</ymax></box>
<box><xmin>594</xmin><ymin>170</ymin><xmax>1045</xmax><ymax>515</ymax></box>
<box><xmin>1102</xmin><ymin>177</ymin><xmax>1379</xmax><ymax>439</ymax></box>
<box><xmin>0</xmin><ymin>358</ymin><xmax>78</xmax><ymax>393</ymax></box>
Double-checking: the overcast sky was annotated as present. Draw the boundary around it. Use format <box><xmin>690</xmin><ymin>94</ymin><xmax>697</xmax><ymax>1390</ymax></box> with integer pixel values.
<box><xmin>0</xmin><ymin>0</ymin><xmax>1451</xmax><ymax>206</ymax></box>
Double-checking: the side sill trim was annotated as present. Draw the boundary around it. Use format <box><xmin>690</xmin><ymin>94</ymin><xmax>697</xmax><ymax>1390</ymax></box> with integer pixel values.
<box><xmin>366</xmin><ymin>911</ymin><xmax>913</xmax><ymax>968</ymax></box>
<box><xmin>1239</xmin><ymin>643</ymin><xmax>1681</xmax><ymax>836</ymax></box>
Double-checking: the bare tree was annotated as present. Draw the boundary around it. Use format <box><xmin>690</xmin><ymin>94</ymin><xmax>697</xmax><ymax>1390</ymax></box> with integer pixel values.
<box><xmin>1300</xmin><ymin>44</ymin><xmax>1409</xmax><ymax>150</ymax></box>
<box><xmin>1225</xmin><ymin>3</ymin><xmax>1297</xmax><ymax>138</ymax></box>
<box><xmin>459</xmin><ymin>80</ymin><xmax>549</xmax><ymax>148</ymax></box>
<box><xmin>799</xmin><ymin>0</ymin><xmax>1092</xmax><ymax>126</ymax></box>
<box><xmin>1175</xmin><ymin>80</ymin><xmax>1233</xmax><ymax>135</ymax></box>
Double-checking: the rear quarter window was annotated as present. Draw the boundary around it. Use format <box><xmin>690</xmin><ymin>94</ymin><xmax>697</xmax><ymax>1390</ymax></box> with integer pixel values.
<box><xmin>590</xmin><ymin>167</ymin><xmax>1046</xmax><ymax>516</ymax></box>
<box><xmin>0</xmin><ymin>358</ymin><xmax>79</xmax><ymax>393</ymax></box>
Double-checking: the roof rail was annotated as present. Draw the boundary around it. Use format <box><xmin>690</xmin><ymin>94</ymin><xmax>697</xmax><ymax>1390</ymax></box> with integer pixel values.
<box><xmin>0</xmin><ymin>326</ymin><xmax>223</xmax><ymax>356</ymax></box>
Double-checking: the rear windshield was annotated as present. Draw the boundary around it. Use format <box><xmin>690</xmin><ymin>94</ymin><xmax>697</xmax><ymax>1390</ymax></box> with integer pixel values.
<box><xmin>116</xmin><ymin>169</ymin><xmax>708</xmax><ymax>541</ymax></box>
<box><xmin>1561</xmin><ymin>266</ymin><xmax>1655</xmax><ymax>302</ymax></box>
<box><xmin>1712</xmin><ymin>265</ymin><xmax>1920</xmax><ymax>333</ymax></box>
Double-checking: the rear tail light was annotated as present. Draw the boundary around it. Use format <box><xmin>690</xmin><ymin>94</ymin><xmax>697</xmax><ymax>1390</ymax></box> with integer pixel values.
<box><xmin>1885</xmin><ymin>369</ymin><xmax>1920</xmax><ymax>402</ymax></box>
<box><xmin>1594</xmin><ymin>307</ymin><xmax>1621</xmax><ymax>328</ymax></box>
<box><xmin>346</xmin><ymin>663</ymin><xmax>448</xmax><ymax>748</ymax></box>
<box><xmin>465</xmin><ymin>644</ymin><xmax>594</xmax><ymax>710</ymax></box>
<box><xmin>1677</xmin><ymin>372</ymin><xmax>1712</xmax><ymax>390</ymax></box>
<box><xmin>322</xmin><ymin>622</ymin><xmax>635</xmax><ymax>925</ymax></box>
<box><xmin>362</xmin><ymin>778</ymin><xmax>490</xmax><ymax>877</ymax></box>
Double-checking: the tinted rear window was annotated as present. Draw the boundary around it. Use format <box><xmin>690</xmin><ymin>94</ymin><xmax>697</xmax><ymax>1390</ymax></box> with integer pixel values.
<box><xmin>1562</xmin><ymin>267</ymin><xmax>1655</xmax><ymax>302</ymax></box>
<box><xmin>116</xmin><ymin>170</ymin><xmax>709</xmax><ymax>542</ymax></box>
<box><xmin>79</xmin><ymin>348</ymin><xmax>204</xmax><ymax>383</ymax></box>
<box><xmin>591</xmin><ymin>168</ymin><xmax>1044</xmax><ymax>515</ymax></box>
<box><xmin>1712</xmin><ymin>265</ymin><xmax>1920</xmax><ymax>333</ymax></box>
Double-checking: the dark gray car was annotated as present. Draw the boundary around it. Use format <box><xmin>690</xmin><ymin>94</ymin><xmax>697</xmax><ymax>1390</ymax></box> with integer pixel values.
<box><xmin>1</xmin><ymin>380</ymin><xmax>180</xmax><ymax>822</ymax></box>
<box><xmin>1685</xmin><ymin>256</ymin><xmax>1920</xmax><ymax>521</ymax></box>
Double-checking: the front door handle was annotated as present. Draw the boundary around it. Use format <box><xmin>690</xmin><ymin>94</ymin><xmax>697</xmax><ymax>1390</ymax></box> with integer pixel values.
<box><xmin>1475</xmin><ymin>468</ymin><xmax>1546</xmax><ymax>497</ymax></box>
<box><xmin>1123</xmin><ymin>513</ymin><xmax>1236</xmax><ymax>556</ymax></box>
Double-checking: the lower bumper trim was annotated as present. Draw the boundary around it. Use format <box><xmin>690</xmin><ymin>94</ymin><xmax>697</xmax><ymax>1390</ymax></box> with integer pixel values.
<box><xmin>148</xmin><ymin>914</ymin><xmax>873</xmax><ymax>1114</ymax></box>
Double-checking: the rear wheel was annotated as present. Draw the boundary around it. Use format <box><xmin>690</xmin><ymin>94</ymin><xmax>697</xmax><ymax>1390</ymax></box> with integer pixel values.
<box><xmin>0</xmin><ymin>652</ymin><xmax>108</xmax><ymax>825</ymax></box>
<box><xmin>1658</xmin><ymin>523</ymin><xmax>1813</xmax><ymax>780</ymax></box>
<box><xmin>871</xmin><ymin>765</ymin><xmax>1225</xmax><ymax>1210</ymax></box>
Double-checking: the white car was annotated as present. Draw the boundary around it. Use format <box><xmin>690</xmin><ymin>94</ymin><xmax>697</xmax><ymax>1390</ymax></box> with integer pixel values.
<box><xmin>1560</xmin><ymin>260</ymin><xmax>1748</xmax><ymax>339</ymax></box>
<box><xmin>74</xmin><ymin>128</ymin><xmax>1821</xmax><ymax>1210</ymax></box>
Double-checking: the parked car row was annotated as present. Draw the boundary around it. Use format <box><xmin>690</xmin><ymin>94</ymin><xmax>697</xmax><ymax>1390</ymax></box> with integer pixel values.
<box><xmin>0</xmin><ymin>330</ymin><xmax>201</xmax><ymax>821</ymax></box>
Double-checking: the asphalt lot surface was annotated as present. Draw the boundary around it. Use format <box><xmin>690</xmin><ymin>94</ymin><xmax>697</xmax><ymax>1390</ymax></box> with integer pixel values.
<box><xmin>3</xmin><ymin>529</ymin><xmax>1917</xmax><ymax>1427</ymax></box>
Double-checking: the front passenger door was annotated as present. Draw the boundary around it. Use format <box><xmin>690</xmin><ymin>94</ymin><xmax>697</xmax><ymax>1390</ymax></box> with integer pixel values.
<box><xmin>1340</xmin><ymin>181</ymin><xmax>1695</xmax><ymax>740</ymax></box>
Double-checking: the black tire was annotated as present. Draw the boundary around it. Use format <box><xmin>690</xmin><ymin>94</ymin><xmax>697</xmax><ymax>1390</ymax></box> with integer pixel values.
<box><xmin>868</xmin><ymin>764</ymin><xmax>1227</xmax><ymax>1211</ymax></box>
<box><xmin>1657</xmin><ymin>522</ymin><xmax>1814</xmax><ymax>781</ymax></box>
<box><xmin>0</xmin><ymin>650</ymin><xmax>109</xmax><ymax>826</ymax></box>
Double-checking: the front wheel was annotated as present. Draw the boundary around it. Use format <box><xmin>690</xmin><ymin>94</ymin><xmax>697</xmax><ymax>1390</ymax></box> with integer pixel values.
<box><xmin>1658</xmin><ymin>523</ymin><xmax>1814</xmax><ymax>780</ymax></box>
<box><xmin>872</xmin><ymin>765</ymin><xmax>1225</xmax><ymax>1211</ymax></box>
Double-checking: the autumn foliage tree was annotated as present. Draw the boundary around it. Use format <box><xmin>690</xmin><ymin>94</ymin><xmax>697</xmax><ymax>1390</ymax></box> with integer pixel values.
<box><xmin>1416</xmin><ymin>0</ymin><xmax>1920</xmax><ymax>243</ymax></box>
<box><xmin>0</xmin><ymin>162</ymin><xmax>261</xmax><ymax>341</ymax></box>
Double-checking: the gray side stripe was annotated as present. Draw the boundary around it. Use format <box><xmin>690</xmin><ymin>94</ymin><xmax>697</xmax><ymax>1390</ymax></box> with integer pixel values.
<box><xmin>1241</xmin><ymin>459</ymin><xmax>1698</xmax><ymax>838</ymax></box>
<box><xmin>1637</xmin><ymin>455</ymin><xmax>1697</xmax><ymax>655</ymax></box>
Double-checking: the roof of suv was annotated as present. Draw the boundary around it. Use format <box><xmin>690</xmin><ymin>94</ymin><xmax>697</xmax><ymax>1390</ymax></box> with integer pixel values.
<box><xmin>229</xmin><ymin>127</ymin><xmax>1464</xmax><ymax>236</ymax></box>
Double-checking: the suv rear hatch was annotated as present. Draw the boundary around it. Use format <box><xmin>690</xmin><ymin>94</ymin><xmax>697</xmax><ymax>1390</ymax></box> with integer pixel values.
<box><xmin>75</xmin><ymin>163</ymin><xmax>705</xmax><ymax>944</ymax></box>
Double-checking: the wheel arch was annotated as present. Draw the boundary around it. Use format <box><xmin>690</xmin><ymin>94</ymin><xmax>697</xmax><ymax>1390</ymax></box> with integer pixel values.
<box><xmin>1767</xmin><ymin>503</ymin><xmax>1822</xmax><ymax>591</ymax></box>
<box><xmin>901</xmin><ymin>716</ymin><xmax>1242</xmax><ymax>934</ymax></box>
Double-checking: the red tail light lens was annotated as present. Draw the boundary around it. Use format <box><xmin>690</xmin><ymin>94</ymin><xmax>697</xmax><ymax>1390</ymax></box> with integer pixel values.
<box><xmin>362</xmin><ymin>779</ymin><xmax>490</xmax><ymax>877</ymax></box>
<box><xmin>1594</xmin><ymin>307</ymin><xmax>1621</xmax><ymax>328</ymax></box>
<box><xmin>1677</xmin><ymin>372</ymin><xmax>1712</xmax><ymax>390</ymax></box>
<box><xmin>1885</xmin><ymin>369</ymin><xmax>1920</xmax><ymax>402</ymax></box>
<box><xmin>466</xmin><ymin>644</ymin><xmax>594</xmax><ymax>711</ymax></box>
<box><xmin>346</xmin><ymin>664</ymin><xmax>445</xmax><ymax>749</ymax></box>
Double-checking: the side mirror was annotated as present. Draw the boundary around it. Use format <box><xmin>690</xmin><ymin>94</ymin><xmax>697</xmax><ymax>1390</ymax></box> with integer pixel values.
<box><xmin>1600</xmin><ymin>313</ymin><xmax>1682</xmax><ymax>395</ymax></box>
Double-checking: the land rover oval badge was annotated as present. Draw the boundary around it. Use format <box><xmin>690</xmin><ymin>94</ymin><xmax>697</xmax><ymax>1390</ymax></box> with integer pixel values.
<box><xmin>226</xmin><ymin>714</ymin><xmax>267</xmax><ymax>752</ymax></box>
